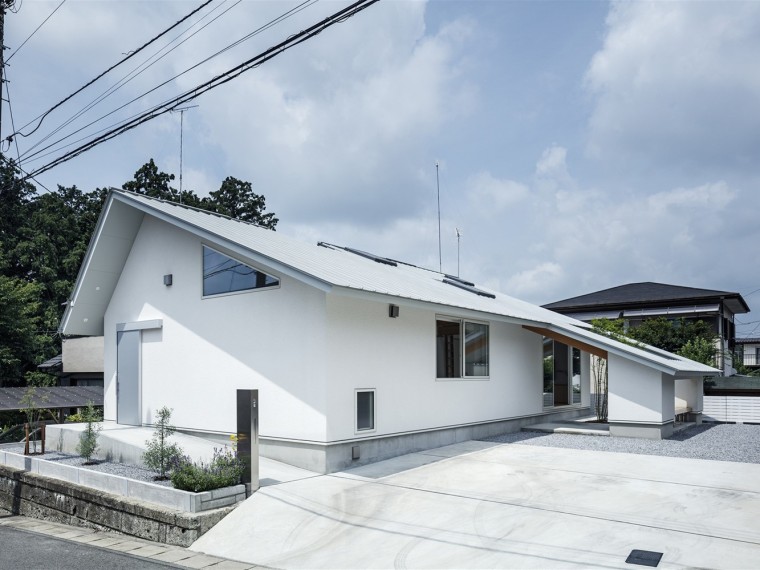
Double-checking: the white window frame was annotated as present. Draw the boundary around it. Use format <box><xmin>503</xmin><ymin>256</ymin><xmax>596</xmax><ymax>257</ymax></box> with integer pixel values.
<box><xmin>201</xmin><ymin>244</ymin><xmax>281</xmax><ymax>299</ymax></box>
<box><xmin>435</xmin><ymin>316</ymin><xmax>490</xmax><ymax>381</ymax></box>
<box><xmin>355</xmin><ymin>389</ymin><xmax>376</xmax><ymax>434</ymax></box>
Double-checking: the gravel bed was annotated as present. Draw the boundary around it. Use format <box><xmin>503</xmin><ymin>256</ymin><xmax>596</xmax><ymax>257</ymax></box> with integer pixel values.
<box><xmin>480</xmin><ymin>423</ymin><xmax>760</xmax><ymax>464</ymax></box>
<box><xmin>2</xmin><ymin>444</ymin><xmax>172</xmax><ymax>487</ymax></box>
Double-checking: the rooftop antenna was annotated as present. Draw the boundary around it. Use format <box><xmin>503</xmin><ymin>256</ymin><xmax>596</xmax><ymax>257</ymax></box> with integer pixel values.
<box><xmin>436</xmin><ymin>160</ymin><xmax>442</xmax><ymax>272</ymax></box>
<box><xmin>171</xmin><ymin>104</ymin><xmax>198</xmax><ymax>204</ymax></box>
<box><xmin>456</xmin><ymin>227</ymin><xmax>462</xmax><ymax>277</ymax></box>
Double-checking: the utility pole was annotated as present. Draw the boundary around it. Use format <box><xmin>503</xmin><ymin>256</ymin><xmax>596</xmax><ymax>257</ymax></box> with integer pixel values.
<box><xmin>0</xmin><ymin>2</ymin><xmax>8</xmax><ymax>142</ymax></box>
<box><xmin>171</xmin><ymin>105</ymin><xmax>198</xmax><ymax>204</ymax></box>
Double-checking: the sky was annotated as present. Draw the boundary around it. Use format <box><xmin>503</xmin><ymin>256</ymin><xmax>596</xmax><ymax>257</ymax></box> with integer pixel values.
<box><xmin>4</xmin><ymin>0</ymin><xmax>760</xmax><ymax>337</ymax></box>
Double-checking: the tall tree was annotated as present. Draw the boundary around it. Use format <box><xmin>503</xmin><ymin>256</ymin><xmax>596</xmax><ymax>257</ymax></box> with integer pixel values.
<box><xmin>207</xmin><ymin>176</ymin><xmax>278</xmax><ymax>229</ymax></box>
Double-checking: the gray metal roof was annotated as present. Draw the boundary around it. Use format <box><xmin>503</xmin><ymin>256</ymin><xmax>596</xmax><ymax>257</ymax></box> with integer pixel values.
<box><xmin>0</xmin><ymin>386</ymin><xmax>103</xmax><ymax>411</ymax></box>
<box><xmin>59</xmin><ymin>190</ymin><xmax>720</xmax><ymax>377</ymax></box>
<box><xmin>61</xmin><ymin>190</ymin><xmax>584</xmax><ymax>337</ymax></box>
<box><xmin>37</xmin><ymin>354</ymin><xmax>62</xmax><ymax>372</ymax></box>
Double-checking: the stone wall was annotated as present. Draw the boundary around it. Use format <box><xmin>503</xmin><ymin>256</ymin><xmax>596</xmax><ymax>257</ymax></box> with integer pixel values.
<box><xmin>0</xmin><ymin>464</ymin><xmax>234</xmax><ymax>547</ymax></box>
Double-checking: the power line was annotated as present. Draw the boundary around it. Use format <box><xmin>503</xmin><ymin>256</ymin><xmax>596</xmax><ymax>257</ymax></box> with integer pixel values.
<box><xmin>19</xmin><ymin>0</ymin><xmax>315</xmax><ymax>164</ymax></box>
<box><xmin>17</xmin><ymin>0</ymin><xmax>234</xmax><ymax>158</ymax></box>
<box><xmin>5</xmin><ymin>0</ymin><xmax>65</xmax><ymax>63</ymax></box>
<box><xmin>3</xmin><ymin>71</ymin><xmax>21</xmax><ymax>161</ymax></box>
<box><xmin>9</xmin><ymin>0</ymin><xmax>214</xmax><ymax>142</ymax></box>
<box><xmin>24</xmin><ymin>0</ymin><xmax>379</xmax><ymax>179</ymax></box>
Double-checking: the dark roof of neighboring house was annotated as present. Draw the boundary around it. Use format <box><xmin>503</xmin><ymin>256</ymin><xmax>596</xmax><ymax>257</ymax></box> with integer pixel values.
<box><xmin>543</xmin><ymin>282</ymin><xmax>750</xmax><ymax>314</ymax></box>
<box><xmin>736</xmin><ymin>338</ymin><xmax>760</xmax><ymax>344</ymax></box>
<box><xmin>0</xmin><ymin>386</ymin><xmax>103</xmax><ymax>411</ymax></box>
<box><xmin>37</xmin><ymin>354</ymin><xmax>62</xmax><ymax>373</ymax></box>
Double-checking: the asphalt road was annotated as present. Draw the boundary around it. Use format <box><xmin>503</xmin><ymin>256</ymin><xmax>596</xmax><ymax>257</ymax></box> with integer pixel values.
<box><xmin>0</xmin><ymin>524</ymin><xmax>180</xmax><ymax>570</ymax></box>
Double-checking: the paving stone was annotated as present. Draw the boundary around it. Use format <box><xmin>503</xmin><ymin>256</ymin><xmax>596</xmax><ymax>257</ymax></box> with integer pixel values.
<box><xmin>150</xmin><ymin>549</ymin><xmax>198</xmax><ymax>563</ymax></box>
<box><xmin>104</xmin><ymin>539</ymin><xmax>146</xmax><ymax>552</ymax></box>
<box><xmin>174</xmin><ymin>554</ymin><xmax>226</xmax><ymax>568</ymax></box>
<box><xmin>127</xmin><ymin>544</ymin><xmax>170</xmax><ymax>557</ymax></box>
<box><xmin>204</xmin><ymin>559</ymin><xmax>256</xmax><ymax>569</ymax></box>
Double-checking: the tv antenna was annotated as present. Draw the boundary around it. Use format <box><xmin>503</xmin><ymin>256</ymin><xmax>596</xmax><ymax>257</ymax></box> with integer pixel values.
<box><xmin>436</xmin><ymin>160</ymin><xmax>442</xmax><ymax>272</ymax></box>
<box><xmin>171</xmin><ymin>104</ymin><xmax>198</xmax><ymax>203</ymax></box>
<box><xmin>456</xmin><ymin>227</ymin><xmax>462</xmax><ymax>277</ymax></box>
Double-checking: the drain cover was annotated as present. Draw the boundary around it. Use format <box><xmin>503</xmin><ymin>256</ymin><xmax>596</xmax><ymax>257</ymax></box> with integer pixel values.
<box><xmin>626</xmin><ymin>550</ymin><xmax>663</xmax><ymax>567</ymax></box>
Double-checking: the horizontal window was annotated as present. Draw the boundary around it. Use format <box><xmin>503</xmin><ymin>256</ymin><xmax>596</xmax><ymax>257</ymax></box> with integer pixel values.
<box><xmin>203</xmin><ymin>246</ymin><xmax>279</xmax><ymax>297</ymax></box>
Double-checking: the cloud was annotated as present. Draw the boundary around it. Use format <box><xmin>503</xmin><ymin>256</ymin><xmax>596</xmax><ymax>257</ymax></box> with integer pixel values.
<box><xmin>506</xmin><ymin>262</ymin><xmax>565</xmax><ymax>298</ymax></box>
<box><xmin>467</xmin><ymin>171</ymin><xmax>528</xmax><ymax>216</ymax></box>
<box><xmin>585</xmin><ymin>1</ymin><xmax>760</xmax><ymax>176</ymax></box>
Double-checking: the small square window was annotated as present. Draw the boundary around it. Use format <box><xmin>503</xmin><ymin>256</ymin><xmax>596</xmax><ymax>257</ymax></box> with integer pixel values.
<box><xmin>356</xmin><ymin>390</ymin><xmax>375</xmax><ymax>432</ymax></box>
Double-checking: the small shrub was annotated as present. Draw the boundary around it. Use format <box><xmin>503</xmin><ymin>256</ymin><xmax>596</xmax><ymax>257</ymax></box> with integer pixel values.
<box><xmin>75</xmin><ymin>402</ymin><xmax>102</xmax><ymax>464</ymax></box>
<box><xmin>170</xmin><ymin>447</ymin><xmax>244</xmax><ymax>492</ymax></box>
<box><xmin>143</xmin><ymin>406</ymin><xmax>184</xmax><ymax>479</ymax></box>
<box><xmin>65</xmin><ymin>412</ymin><xmax>84</xmax><ymax>423</ymax></box>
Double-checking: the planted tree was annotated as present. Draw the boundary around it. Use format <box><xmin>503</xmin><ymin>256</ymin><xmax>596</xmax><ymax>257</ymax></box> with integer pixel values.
<box><xmin>20</xmin><ymin>386</ymin><xmax>48</xmax><ymax>454</ymax></box>
<box><xmin>143</xmin><ymin>406</ymin><xmax>184</xmax><ymax>479</ymax></box>
<box><xmin>76</xmin><ymin>402</ymin><xmax>103</xmax><ymax>464</ymax></box>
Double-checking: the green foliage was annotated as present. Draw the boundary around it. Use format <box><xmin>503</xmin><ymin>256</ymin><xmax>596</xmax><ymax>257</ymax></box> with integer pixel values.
<box><xmin>0</xmin><ymin>276</ymin><xmax>45</xmax><ymax>386</ymax></box>
<box><xmin>76</xmin><ymin>402</ymin><xmax>103</xmax><ymax>463</ymax></box>
<box><xmin>678</xmin><ymin>338</ymin><xmax>718</xmax><ymax>367</ymax></box>
<box><xmin>65</xmin><ymin>412</ymin><xmax>84</xmax><ymax>423</ymax></box>
<box><xmin>143</xmin><ymin>406</ymin><xmax>184</xmax><ymax>479</ymax></box>
<box><xmin>627</xmin><ymin>317</ymin><xmax>716</xmax><ymax>354</ymax></box>
<box><xmin>170</xmin><ymin>447</ymin><xmax>244</xmax><ymax>493</ymax></box>
<box><xmin>208</xmin><ymin>177</ymin><xmax>278</xmax><ymax>228</ymax></box>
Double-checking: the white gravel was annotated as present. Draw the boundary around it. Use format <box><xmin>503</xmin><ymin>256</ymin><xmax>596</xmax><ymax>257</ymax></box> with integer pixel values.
<box><xmin>2</xmin><ymin>445</ymin><xmax>172</xmax><ymax>486</ymax></box>
<box><xmin>480</xmin><ymin>422</ymin><xmax>760</xmax><ymax>464</ymax></box>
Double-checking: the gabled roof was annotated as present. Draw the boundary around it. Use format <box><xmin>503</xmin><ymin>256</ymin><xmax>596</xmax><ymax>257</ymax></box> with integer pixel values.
<box><xmin>60</xmin><ymin>190</ymin><xmax>719</xmax><ymax>378</ymax></box>
<box><xmin>544</xmin><ymin>282</ymin><xmax>749</xmax><ymax>315</ymax></box>
<box><xmin>737</xmin><ymin>338</ymin><xmax>760</xmax><ymax>344</ymax></box>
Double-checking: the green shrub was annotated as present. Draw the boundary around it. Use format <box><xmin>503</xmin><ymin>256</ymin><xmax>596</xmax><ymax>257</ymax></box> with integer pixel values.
<box><xmin>171</xmin><ymin>447</ymin><xmax>244</xmax><ymax>492</ymax></box>
<box><xmin>65</xmin><ymin>412</ymin><xmax>84</xmax><ymax>423</ymax></box>
<box><xmin>75</xmin><ymin>402</ymin><xmax>102</xmax><ymax>463</ymax></box>
<box><xmin>143</xmin><ymin>406</ymin><xmax>184</xmax><ymax>479</ymax></box>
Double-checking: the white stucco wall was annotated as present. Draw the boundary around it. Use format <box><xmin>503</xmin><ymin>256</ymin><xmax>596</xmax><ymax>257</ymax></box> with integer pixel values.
<box><xmin>607</xmin><ymin>354</ymin><xmax>675</xmax><ymax>424</ymax></box>
<box><xmin>675</xmin><ymin>378</ymin><xmax>703</xmax><ymax>412</ymax></box>
<box><xmin>324</xmin><ymin>295</ymin><xmax>545</xmax><ymax>441</ymax></box>
<box><xmin>103</xmin><ymin>215</ymin><xmax>329</xmax><ymax>440</ymax></box>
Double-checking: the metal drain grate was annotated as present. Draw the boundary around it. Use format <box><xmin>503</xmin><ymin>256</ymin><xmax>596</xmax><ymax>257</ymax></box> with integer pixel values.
<box><xmin>626</xmin><ymin>549</ymin><xmax>663</xmax><ymax>567</ymax></box>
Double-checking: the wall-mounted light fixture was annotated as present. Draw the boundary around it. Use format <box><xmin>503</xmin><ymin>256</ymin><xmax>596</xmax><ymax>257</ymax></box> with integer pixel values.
<box><xmin>388</xmin><ymin>304</ymin><xmax>399</xmax><ymax>318</ymax></box>
<box><xmin>163</xmin><ymin>274</ymin><xmax>173</xmax><ymax>286</ymax></box>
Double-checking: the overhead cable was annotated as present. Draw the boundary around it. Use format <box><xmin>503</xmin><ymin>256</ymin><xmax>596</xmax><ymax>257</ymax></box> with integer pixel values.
<box><xmin>10</xmin><ymin>0</ymin><xmax>214</xmax><ymax>141</ymax></box>
<box><xmin>21</xmin><ymin>0</ymin><xmax>318</xmax><ymax>162</ymax></box>
<box><xmin>6</xmin><ymin>0</ymin><xmax>66</xmax><ymax>64</ymax></box>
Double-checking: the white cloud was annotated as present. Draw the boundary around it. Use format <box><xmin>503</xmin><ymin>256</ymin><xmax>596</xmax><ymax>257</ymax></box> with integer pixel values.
<box><xmin>585</xmin><ymin>1</ymin><xmax>760</xmax><ymax>174</ymax></box>
<box><xmin>506</xmin><ymin>262</ymin><xmax>565</xmax><ymax>298</ymax></box>
<box><xmin>467</xmin><ymin>171</ymin><xmax>528</xmax><ymax>216</ymax></box>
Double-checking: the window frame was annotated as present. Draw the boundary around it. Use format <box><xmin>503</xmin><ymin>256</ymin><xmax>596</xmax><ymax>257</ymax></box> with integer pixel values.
<box><xmin>201</xmin><ymin>244</ymin><xmax>281</xmax><ymax>299</ymax></box>
<box><xmin>435</xmin><ymin>316</ymin><xmax>490</xmax><ymax>381</ymax></box>
<box><xmin>355</xmin><ymin>389</ymin><xmax>376</xmax><ymax>434</ymax></box>
<box><xmin>543</xmin><ymin>338</ymin><xmax>583</xmax><ymax>409</ymax></box>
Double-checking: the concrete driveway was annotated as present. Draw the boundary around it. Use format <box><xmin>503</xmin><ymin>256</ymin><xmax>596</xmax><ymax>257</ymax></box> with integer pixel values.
<box><xmin>191</xmin><ymin>440</ymin><xmax>760</xmax><ymax>568</ymax></box>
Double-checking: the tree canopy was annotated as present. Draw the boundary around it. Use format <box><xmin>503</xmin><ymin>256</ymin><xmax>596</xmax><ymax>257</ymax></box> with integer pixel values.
<box><xmin>0</xmin><ymin>158</ymin><xmax>277</xmax><ymax>391</ymax></box>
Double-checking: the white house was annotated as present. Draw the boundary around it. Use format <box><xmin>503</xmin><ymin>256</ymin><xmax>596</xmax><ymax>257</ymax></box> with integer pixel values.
<box><xmin>59</xmin><ymin>190</ymin><xmax>718</xmax><ymax>473</ymax></box>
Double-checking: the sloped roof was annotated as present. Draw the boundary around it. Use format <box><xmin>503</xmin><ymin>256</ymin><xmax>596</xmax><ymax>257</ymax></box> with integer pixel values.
<box><xmin>0</xmin><ymin>386</ymin><xmax>103</xmax><ymax>411</ymax></box>
<box><xmin>60</xmin><ymin>190</ymin><xmax>719</xmax><ymax>377</ymax></box>
<box><xmin>544</xmin><ymin>282</ymin><xmax>749</xmax><ymax>314</ymax></box>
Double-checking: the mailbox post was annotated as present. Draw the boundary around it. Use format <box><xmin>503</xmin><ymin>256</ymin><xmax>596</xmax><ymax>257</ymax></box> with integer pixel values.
<box><xmin>236</xmin><ymin>389</ymin><xmax>259</xmax><ymax>496</ymax></box>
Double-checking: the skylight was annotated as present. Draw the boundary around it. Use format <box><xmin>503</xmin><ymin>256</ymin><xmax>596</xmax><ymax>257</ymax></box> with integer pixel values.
<box><xmin>442</xmin><ymin>278</ymin><xmax>495</xmax><ymax>299</ymax></box>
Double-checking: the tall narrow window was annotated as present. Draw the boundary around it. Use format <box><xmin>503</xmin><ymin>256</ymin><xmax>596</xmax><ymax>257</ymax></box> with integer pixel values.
<box><xmin>436</xmin><ymin>318</ymin><xmax>489</xmax><ymax>378</ymax></box>
<box><xmin>356</xmin><ymin>390</ymin><xmax>375</xmax><ymax>431</ymax></box>
<box><xmin>572</xmin><ymin>347</ymin><xmax>581</xmax><ymax>404</ymax></box>
<box><xmin>203</xmin><ymin>246</ymin><xmax>279</xmax><ymax>297</ymax></box>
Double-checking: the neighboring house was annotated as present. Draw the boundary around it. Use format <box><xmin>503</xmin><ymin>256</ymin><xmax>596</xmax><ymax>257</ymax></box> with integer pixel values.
<box><xmin>543</xmin><ymin>282</ymin><xmax>750</xmax><ymax>376</ymax></box>
<box><xmin>59</xmin><ymin>190</ymin><xmax>717</xmax><ymax>473</ymax></box>
<box><xmin>736</xmin><ymin>338</ymin><xmax>760</xmax><ymax>370</ymax></box>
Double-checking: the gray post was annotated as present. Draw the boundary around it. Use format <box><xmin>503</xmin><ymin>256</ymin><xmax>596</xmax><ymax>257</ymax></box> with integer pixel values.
<box><xmin>236</xmin><ymin>389</ymin><xmax>259</xmax><ymax>496</ymax></box>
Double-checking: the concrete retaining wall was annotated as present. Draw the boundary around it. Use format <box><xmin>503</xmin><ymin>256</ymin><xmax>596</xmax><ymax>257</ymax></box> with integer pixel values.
<box><xmin>0</xmin><ymin>450</ymin><xmax>245</xmax><ymax>513</ymax></box>
<box><xmin>0</xmin><ymin>463</ymin><xmax>233</xmax><ymax>547</ymax></box>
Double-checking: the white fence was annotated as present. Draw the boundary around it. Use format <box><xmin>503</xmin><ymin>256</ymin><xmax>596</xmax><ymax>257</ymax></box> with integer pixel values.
<box><xmin>703</xmin><ymin>396</ymin><xmax>760</xmax><ymax>424</ymax></box>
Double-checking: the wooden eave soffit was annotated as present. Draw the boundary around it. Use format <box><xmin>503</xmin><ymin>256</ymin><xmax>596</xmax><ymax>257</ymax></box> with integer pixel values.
<box><xmin>523</xmin><ymin>325</ymin><xmax>609</xmax><ymax>360</ymax></box>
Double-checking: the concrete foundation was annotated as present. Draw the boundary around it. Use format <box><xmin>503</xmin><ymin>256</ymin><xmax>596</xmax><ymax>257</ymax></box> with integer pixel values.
<box><xmin>262</xmin><ymin>406</ymin><xmax>592</xmax><ymax>473</ymax></box>
<box><xmin>609</xmin><ymin>421</ymin><xmax>674</xmax><ymax>439</ymax></box>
